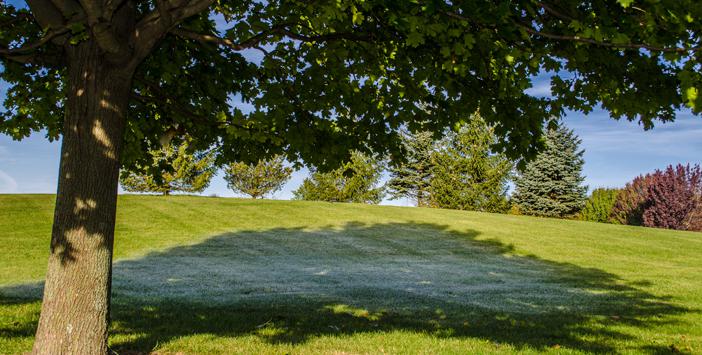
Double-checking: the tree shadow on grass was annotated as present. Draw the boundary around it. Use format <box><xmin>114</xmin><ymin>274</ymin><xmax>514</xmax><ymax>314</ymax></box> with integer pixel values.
<box><xmin>0</xmin><ymin>221</ymin><xmax>693</xmax><ymax>353</ymax></box>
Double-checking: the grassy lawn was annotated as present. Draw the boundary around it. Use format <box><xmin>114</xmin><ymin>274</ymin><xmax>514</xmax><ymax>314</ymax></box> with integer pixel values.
<box><xmin>1</xmin><ymin>194</ymin><xmax>701</xmax><ymax>354</ymax></box>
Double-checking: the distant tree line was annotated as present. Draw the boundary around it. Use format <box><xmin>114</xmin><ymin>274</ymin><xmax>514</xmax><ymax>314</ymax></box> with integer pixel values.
<box><xmin>580</xmin><ymin>164</ymin><xmax>702</xmax><ymax>232</ymax></box>
<box><xmin>119</xmin><ymin>116</ymin><xmax>700</xmax><ymax>232</ymax></box>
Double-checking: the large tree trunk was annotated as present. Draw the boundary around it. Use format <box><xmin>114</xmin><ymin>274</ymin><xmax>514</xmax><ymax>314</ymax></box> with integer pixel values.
<box><xmin>32</xmin><ymin>40</ymin><xmax>133</xmax><ymax>355</ymax></box>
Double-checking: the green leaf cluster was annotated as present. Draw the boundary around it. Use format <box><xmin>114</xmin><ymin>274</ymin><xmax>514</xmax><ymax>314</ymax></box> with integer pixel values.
<box><xmin>3</xmin><ymin>1</ymin><xmax>702</xmax><ymax>171</ymax></box>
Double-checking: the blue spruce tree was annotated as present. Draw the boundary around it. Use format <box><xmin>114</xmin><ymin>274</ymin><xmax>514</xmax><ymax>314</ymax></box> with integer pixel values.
<box><xmin>512</xmin><ymin>125</ymin><xmax>587</xmax><ymax>217</ymax></box>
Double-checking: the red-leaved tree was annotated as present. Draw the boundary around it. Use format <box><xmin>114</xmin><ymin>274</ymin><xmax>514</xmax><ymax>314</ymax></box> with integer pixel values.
<box><xmin>612</xmin><ymin>164</ymin><xmax>702</xmax><ymax>231</ymax></box>
<box><xmin>643</xmin><ymin>164</ymin><xmax>702</xmax><ymax>231</ymax></box>
<box><xmin>612</xmin><ymin>174</ymin><xmax>653</xmax><ymax>226</ymax></box>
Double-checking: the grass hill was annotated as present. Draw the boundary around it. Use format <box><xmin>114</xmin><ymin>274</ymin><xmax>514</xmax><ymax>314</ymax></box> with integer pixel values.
<box><xmin>1</xmin><ymin>194</ymin><xmax>701</xmax><ymax>354</ymax></box>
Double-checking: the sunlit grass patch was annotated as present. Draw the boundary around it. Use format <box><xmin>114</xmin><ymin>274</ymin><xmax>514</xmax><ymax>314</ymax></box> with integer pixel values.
<box><xmin>1</xmin><ymin>195</ymin><xmax>701</xmax><ymax>354</ymax></box>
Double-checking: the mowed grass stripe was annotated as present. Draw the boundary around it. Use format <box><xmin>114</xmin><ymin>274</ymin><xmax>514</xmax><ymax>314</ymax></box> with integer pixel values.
<box><xmin>1</xmin><ymin>194</ymin><xmax>701</xmax><ymax>354</ymax></box>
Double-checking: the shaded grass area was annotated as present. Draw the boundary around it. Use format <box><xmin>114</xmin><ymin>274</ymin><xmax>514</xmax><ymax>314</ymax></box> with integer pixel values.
<box><xmin>1</xmin><ymin>195</ymin><xmax>701</xmax><ymax>354</ymax></box>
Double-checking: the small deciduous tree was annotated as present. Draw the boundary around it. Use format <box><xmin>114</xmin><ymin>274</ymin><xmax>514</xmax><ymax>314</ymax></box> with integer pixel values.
<box><xmin>612</xmin><ymin>164</ymin><xmax>702</xmax><ymax>231</ymax></box>
<box><xmin>429</xmin><ymin>117</ymin><xmax>513</xmax><ymax>212</ymax></box>
<box><xmin>224</xmin><ymin>155</ymin><xmax>293</xmax><ymax>199</ymax></box>
<box><xmin>579</xmin><ymin>188</ymin><xmax>620</xmax><ymax>224</ymax></box>
<box><xmin>642</xmin><ymin>164</ymin><xmax>702</xmax><ymax>230</ymax></box>
<box><xmin>293</xmin><ymin>151</ymin><xmax>384</xmax><ymax>204</ymax></box>
<box><xmin>512</xmin><ymin>125</ymin><xmax>587</xmax><ymax>218</ymax></box>
<box><xmin>120</xmin><ymin>141</ymin><xmax>216</xmax><ymax>195</ymax></box>
<box><xmin>611</xmin><ymin>174</ymin><xmax>653</xmax><ymax>226</ymax></box>
<box><xmin>388</xmin><ymin>131</ymin><xmax>435</xmax><ymax>207</ymax></box>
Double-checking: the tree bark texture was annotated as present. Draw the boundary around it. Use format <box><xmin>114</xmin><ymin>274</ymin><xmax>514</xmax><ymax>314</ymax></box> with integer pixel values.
<box><xmin>32</xmin><ymin>40</ymin><xmax>134</xmax><ymax>355</ymax></box>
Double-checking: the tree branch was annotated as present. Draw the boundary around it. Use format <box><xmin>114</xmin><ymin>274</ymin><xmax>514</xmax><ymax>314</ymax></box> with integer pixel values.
<box><xmin>517</xmin><ymin>23</ymin><xmax>701</xmax><ymax>53</ymax></box>
<box><xmin>26</xmin><ymin>0</ymin><xmax>67</xmax><ymax>29</ymax></box>
<box><xmin>443</xmin><ymin>10</ymin><xmax>700</xmax><ymax>53</ymax></box>
<box><xmin>129</xmin><ymin>0</ymin><xmax>214</xmax><ymax>71</ymax></box>
<box><xmin>0</xmin><ymin>27</ymin><xmax>70</xmax><ymax>55</ymax></box>
<box><xmin>133</xmin><ymin>78</ymin><xmax>247</xmax><ymax>130</ymax></box>
<box><xmin>536</xmin><ymin>2</ymin><xmax>575</xmax><ymax>22</ymax></box>
<box><xmin>170</xmin><ymin>28</ymin><xmax>273</xmax><ymax>51</ymax></box>
<box><xmin>171</xmin><ymin>24</ymin><xmax>372</xmax><ymax>53</ymax></box>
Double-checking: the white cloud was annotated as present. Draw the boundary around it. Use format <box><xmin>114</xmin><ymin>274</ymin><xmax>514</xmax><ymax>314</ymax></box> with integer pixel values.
<box><xmin>0</xmin><ymin>169</ymin><xmax>18</xmax><ymax>192</ymax></box>
<box><xmin>525</xmin><ymin>81</ymin><xmax>552</xmax><ymax>97</ymax></box>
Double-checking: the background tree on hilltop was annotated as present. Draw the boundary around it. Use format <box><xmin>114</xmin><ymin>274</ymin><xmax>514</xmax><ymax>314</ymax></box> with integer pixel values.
<box><xmin>224</xmin><ymin>155</ymin><xmax>293</xmax><ymax>199</ymax></box>
<box><xmin>388</xmin><ymin>130</ymin><xmax>435</xmax><ymax>207</ymax></box>
<box><xmin>613</xmin><ymin>164</ymin><xmax>702</xmax><ymax>231</ymax></box>
<box><xmin>294</xmin><ymin>151</ymin><xmax>385</xmax><ymax>204</ymax></box>
<box><xmin>429</xmin><ymin>116</ymin><xmax>513</xmax><ymax>212</ymax></box>
<box><xmin>3</xmin><ymin>0</ymin><xmax>702</xmax><ymax>352</ymax></box>
<box><xmin>120</xmin><ymin>141</ymin><xmax>216</xmax><ymax>196</ymax></box>
<box><xmin>512</xmin><ymin>125</ymin><xmax>587</xmax><ymax>218</ymax></box>
<box><xmin>579</xmin><ymin>188</ymin><xmax>620</xmax><ymax>224</ymax></box>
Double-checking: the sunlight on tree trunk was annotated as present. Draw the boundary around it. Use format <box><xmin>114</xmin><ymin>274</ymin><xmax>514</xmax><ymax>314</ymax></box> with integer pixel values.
<box><xmin>32</xmin><ymin>40</ymin><xmax>133</xmax><ymax>355</ymax></box>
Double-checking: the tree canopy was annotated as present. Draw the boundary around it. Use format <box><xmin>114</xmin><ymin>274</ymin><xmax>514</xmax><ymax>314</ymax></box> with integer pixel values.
<box><xmin>3</xmin><ymin>1</ymin><xmax>702</xmax><ymax>168</ymax></box>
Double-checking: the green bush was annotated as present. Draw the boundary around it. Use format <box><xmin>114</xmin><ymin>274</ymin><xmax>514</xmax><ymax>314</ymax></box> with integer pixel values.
<box><xmin>579</xmin><ymin>188</ymin><xmax>620</xmax><ymax>223</ymax></box>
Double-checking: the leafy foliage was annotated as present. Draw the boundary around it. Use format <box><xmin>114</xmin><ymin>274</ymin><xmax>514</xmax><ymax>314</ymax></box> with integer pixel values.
<box><xmin>293</xmin><ymin>151</ymin><xmax>384</xmax><ymax>204</ymax></box>
<box><xmin>579</xmin><ymin>188</ymin><xmax>620</xmax><ymax>224</ymax></box>
<box><xmin>512</xmin><ymin>125</ymin><xmax>587</xmax><ymax>218</ymax></box>
<box><xmin>611</xmin><ymin>174</ymin><xmax>654</xmax><ymax>226</ymax></box>
<box><xmin>223</xmin><ymin>155</ymin><xmax>293</xmax><ymax>199</ymax></box>
<box><xmin>612</xmin><ymin>164</ymin><xmax>702</xmax><ymax>231</ymax></box>
<box><xmin>119</xmin><ymin>141</ymin><xmax>216</xmax><ymax>195</ymax></box>
<box><xmin>643</xmin><ymin>164</ymin><xmax>702</xmax><ymax>231</ymax></box>
<box><xmin>429</xmin><ymin>116</ymin><xmax>513</xmax><ymax>213</ymax></box>
<box><xmin>4</xmin><ymin>1</ymin><xmax>702</xmax><ymax>170</ymax></box>
<box><xmin>387</xmin><ymin>131</ymin><xmax>435</xmax><ymax>207</ymax></box>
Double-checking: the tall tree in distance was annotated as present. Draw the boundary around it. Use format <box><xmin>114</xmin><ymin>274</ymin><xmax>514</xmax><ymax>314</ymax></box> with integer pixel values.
<box><xmin>3</xmin><ymin>0</ymin><xmax>702</xmax><ymax>352</ymax></box>
<box><xmin>429</xmin><ymin>116</ymin><xmax>513</xmax><ymax>212</ymax></box>
<box><xmin>388</xmin><ymin>131</ymin><xmax>434</xmax><ymax>207</ymax></box>
<box><xmin>294</xmin><ymin>151</ymin><xmax>385</xmax><ymax>204</ymax></box>
<box><xmin>224</xmin><ymin>155</ymin><xmax>293</xmax><ymax>199</ymax></box>
<box><xmin>512</xmin><ymin>125</ymin><xmax>587</xmax><ymax>218</ymax></box>
<box><xmin>120</xmin><ymin>141</ymin><xmax>216</xmax><ymax>195</ymax></box>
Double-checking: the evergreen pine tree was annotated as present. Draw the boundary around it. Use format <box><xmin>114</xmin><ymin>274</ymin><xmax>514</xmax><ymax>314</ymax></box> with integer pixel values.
<box><xmin>388</xmin><ymin>131</ymin><xmax>435</xmax><ymax>207</ymax></box>
<box><xmin>512</xmin><ymin>125</ymin><xmax>587</xmax><ymax>217</ymax></box>
<box><xmin>293</xmin><ymin>151</ymin><xmax>385</xmax><ymax>204</ymax></box>
<box><xmin>429</xmin><ymin>116</ymin><xmax>513</xmax><ymax>212</ymax></box>
<box><xmin>120</xmin><ymin>141</ymin><xmax>216</xmax><ymax>195</ymax></box>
